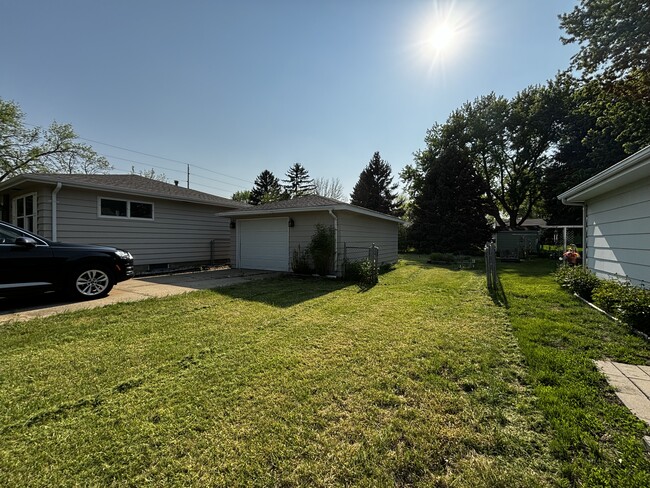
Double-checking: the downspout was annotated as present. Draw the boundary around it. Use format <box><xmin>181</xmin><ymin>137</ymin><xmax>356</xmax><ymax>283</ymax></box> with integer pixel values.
<box><xmin>51</xmin><ymin>182</ymin><xmax>62</xmax><ymax>241</ymax></box>
<box><xmin>328</xmin><ymin>209</ymin><xmax>338</xmax><ymax>276</ymax></box>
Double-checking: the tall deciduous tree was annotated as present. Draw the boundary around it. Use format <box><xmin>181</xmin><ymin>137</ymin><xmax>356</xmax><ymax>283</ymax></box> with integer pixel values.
<box><xmin>560</xmin><ymin>1</ymin><xmax>650</xmax><ymax>153</ymax></box>
<box><xmin>1</xmin><ymin>98</ymin><xmax>111</xmax><ymax>182</ymax></box>
<box><xmin>463</xmin><ymin>87</ymin><xmax>560</xmax><ymax>228</ymax></box>
<box><xmin>350</xmin><ymin>152</ymin><xmax>400</xmax><ymax>215</ymax></box>
<box><xmin>313</xmin><ymin>177</ymin><xmax>344</xmax><ymax>201</ymax></box>
<box><xmin>249</xmin><ymin>170</ymin><xmax>285</xmax><ymax>205</ymax></box>
<box><xmin>282</xmin><ymin>163</ymin><xmax>315</xmax><ymax>198</ymax></box>
<box><xmin>231</xmin><ymin>190</ymin><xmax>252</xmax><ymax>203</ymax></box>
<box><xmin>560</xmin><ymin>0</ymin><xmax>650</xmax><ymax>81</ymax></box>
<box><xmin>410</xmin><ymin>145</ymin><xmax>491</xmax><ymax>253</ymax></box>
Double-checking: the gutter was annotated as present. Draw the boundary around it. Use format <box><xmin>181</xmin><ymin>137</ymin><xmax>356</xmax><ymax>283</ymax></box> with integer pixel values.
<box><xmin>328</xmin><ymin>209</ymin><xmax>339</xmax><ymax>275</ymax></box>
<box><xmin>51</xmin><ymin>182</ymin><xmax>62</xmax><ymax>241</ymax></box>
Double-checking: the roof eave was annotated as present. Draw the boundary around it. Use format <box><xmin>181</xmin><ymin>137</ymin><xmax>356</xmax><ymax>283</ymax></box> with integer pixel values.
<box><xmin>219</xmin><ymin>205</ymin><xmax>404</xmax><ymax>223</ymax></box>
<box><xmin>558</xmin><ymin>145</ymin><xmax>650</xmax><ymax>204</ymax></box>
<box><xmin>0</xmin><ymin>174</ymin><xmax>245</xmax><ymax>209</ymax></box>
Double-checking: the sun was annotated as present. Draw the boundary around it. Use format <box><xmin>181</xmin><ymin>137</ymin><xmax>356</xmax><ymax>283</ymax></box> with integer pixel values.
<box><xmin>428</xmin><ymin>22</ymin><xmax>457</xmax><ymax>55</ymax></box>
<box><xmin>408</xmin><ymin>2</ymin><xmax>475</xmax><ymax>75</ymax></box>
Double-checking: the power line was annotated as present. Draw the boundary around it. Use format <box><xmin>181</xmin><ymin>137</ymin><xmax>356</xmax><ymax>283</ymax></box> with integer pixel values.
<box><xmin>23</xmin><ymin>120</ymin><xmax>255</xmax><ymax>186</ymax></box>
<box><xmin>100</xmin><ymin>153</ymin><xmax>250</xmax><ymax>190</ymax></box>
<box><xmin>78</xmin><ymin>136</ymin><xmax>254</xmax><ymax>185</ymax></box>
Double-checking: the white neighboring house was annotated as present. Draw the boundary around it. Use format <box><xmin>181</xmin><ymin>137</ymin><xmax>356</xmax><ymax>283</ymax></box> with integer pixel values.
<box><xmin>0</xmin><ymin>174</ymin><xmax>248</xmax><ymax>272</ymax></box>
<box><xmin>218</xmin><ymin>195</ymin><xmax>403</xmax><ymax>276</ymax></box>
<box><xmin>558</xmin><ymin>145</ymin><xmax>650</xmax><ymax>287</ymax></box>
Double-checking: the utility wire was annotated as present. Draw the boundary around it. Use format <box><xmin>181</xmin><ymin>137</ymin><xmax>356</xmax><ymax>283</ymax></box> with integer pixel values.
<box><xmin>24</xmin><ymin>121</ymin><xmax>255</xmax><ymax>186</ymax></box>
<box><xmin>78</xmin><ymin>136</ymin><xmax>254</xmax><ymax>185</ymax></box>
<box><xmin>99</xmin><ymin>153</ymin><xmax>250</xmax><ymax>190</ymax></box>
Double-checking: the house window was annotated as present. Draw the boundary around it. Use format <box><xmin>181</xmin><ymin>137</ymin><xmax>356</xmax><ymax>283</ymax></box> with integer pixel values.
<box><xmin>13</xmin><ymin>193</ymin><xmax>37</xmax><ymax>232</ymax></box>
<box><xmin>99</xmin><ymin>198</ymin><xmax>153</xmax><ymax>220</ymax></box>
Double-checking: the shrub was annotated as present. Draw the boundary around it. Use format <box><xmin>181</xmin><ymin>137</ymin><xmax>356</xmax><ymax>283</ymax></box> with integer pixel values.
<box><xmin>554</xmin><ymin>265</ymin><xmax>600</xmax><ymax>301</ymax></box>
<box><xmin>561</xmin><ymin>271</ymin><xmax>650</xmax><ymax>333</ymax></box>
<box><xmin>308</xmin><ymin>224</ymin><xmax>335</xmax><ymax>276</ymax></box>
<box><xmin>291</xmin><ymin>246</ymin><xmax>312</xmax><ymax>275</ymax></box>
<box><xmin>428</xmin><ymin>252</ymin><xmax>456</xmax><ymax>263</ymax></box>
<box><xmin>344</xmin><ymin>259</ymin><xmax>377</xmax><ymax>285</ymax></box>
<box><xmin>617</xmin><ymin>285</ymin><xmax>650</xmax><ymax>333</ymax></box>
<box><xmin>592</xmin><ymin>280</ymin><xmax>624</xmax><ymax>314</ymax></box>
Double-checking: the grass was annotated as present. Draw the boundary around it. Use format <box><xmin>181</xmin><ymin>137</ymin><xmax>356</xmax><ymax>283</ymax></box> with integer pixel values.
<box><xmin>3</xmin><ymin>257</ymin><xmax>650</xmax><ymax>486</ymax></box>
<box><xmin>499</xmin><ymin>259</ymin><xmax>650</xmax><ymax>487</ymax></box>
<box><xmin>1</xmin><ymin>256</ymin><xmax>559</xmax><ymax>487</ymax></box>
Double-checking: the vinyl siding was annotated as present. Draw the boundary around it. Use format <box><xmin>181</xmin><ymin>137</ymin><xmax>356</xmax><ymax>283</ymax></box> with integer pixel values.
<box><xmin>44</xmin><ymin>186</ymin><xmax>230</xmax><ymax>267</ymax></box>
<box><xmin>337</xmin><ymin>211</ymin><xmax>399</xmax><ymax>271</ymax></box>
<box><xmin>585</xmin><ymin>176</ymin><xmax>650</xmax><ymax>286</ymax></box>
<box><xmin>232</xmin><ymin>210</ymin><xmax>398</xmax><ymax>275</ymax></box>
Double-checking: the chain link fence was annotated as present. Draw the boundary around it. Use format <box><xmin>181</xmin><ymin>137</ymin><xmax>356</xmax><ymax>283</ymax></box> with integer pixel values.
<box><xmin>343</xmin><ymin>243</ymin><xmax>379</xmax><ymax>284</ymax></box>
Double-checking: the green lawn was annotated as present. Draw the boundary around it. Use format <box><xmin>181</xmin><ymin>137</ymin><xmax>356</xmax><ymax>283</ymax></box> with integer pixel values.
<box><xmin>1</xmin><ymin>257</ymin><xmax>649</xmax><ymax>486</ymax></box>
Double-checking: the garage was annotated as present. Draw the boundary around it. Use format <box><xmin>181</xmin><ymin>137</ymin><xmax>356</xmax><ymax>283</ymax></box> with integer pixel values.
<box><xmin>221</xmin><ymin>196</ymin><xmax>402</xmax><ymax>276</ymax></box>
<box><xmin>238</xmin><ymin>218</ymin><xmax>289</xmax><ymax>271</ymax></box>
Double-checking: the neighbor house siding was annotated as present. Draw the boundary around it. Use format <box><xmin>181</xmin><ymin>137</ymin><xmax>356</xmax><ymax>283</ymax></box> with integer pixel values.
<box><xmin>337</xmin><ymin>212</ymin><xmax>398</xmax><ymax>271</ymax></box>
<box><xmin>585</xmin><ymin>176</ymin><xmax>650</xmax><ymax>286</ymax></box>
<box><xmin>51</xmin><ymin>187</ymin><xmax>231</xmax><ymax>267</ymax></box>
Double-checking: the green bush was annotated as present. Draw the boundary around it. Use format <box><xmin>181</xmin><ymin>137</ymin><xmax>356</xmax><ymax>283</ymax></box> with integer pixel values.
<box><xmin>344</xmin><ymin>259</ymin><xmax>377</xmax><ymax>285</ymax></box>
<box><xmin>559</xmin><ymin>270</ymin><xmax>650</xmax><ymax>333</ymax></box>
<box><xmin>617</xmin><ymin>285</ymin><xmax>650</xmax><ymax>332</ymax></box>
<box><xmin>554</xmin><ymin>265</ymin><xmax>600</xmax><ymax>301</ymax></box>
<box><xmin>308</xmin><ymin>224</ymin><xmax>335</xmax><ymax>276</ymax></box>
<box><xmin>291</xmin><ymin>246</ymin><xmax>312</xmax><ymax>275</ymax></box>
<box><xmin>591</xmin><ymin>280</ymin><xmax>623</xmax><ymax>314</ymax></box>
<box><xmin>429</xmin><ymin>252</ymin><xmax>455</xmax><ymax>263</ymax></box>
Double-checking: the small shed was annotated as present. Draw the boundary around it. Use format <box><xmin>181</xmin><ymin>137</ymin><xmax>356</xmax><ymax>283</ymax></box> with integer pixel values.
<box><xmin>558</xmin><ymin>145</ymin><xmax>650</xmax><ymax>287</ymax></box>
<box><xmin>495</xmin><ymin>219</ymin><xmax>545</xmax><ymax>260</ymax></box>
<box><xmin>218</xmin><ymin>195</ymin><xmax>402</xmax><ymax>275</ymax></box>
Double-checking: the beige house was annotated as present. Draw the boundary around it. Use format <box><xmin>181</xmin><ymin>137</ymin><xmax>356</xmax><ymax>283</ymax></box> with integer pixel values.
<box><xmin>0</xmin><ymin>174</ymin><xmax>248</xmax><ymax>271</ymax></box>
<box><xmin>219</xmin><ymin>195</ymin><xmax>402</xmax><ymax>275</ymax></box>
<box><xmin>558</xmin><ymin>145</ymin><xmax>650</xmax><ymax>287</ymax></box>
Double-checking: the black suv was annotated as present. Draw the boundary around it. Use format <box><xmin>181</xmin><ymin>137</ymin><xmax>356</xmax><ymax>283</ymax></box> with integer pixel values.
<box><xmin>0</xmin><ymin>221</ymin><xmax>134</xmax><ymax>300</ymax></box>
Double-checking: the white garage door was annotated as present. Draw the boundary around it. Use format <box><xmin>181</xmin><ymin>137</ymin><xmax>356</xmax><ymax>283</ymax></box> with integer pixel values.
<box><xmin>238</xmin><ymin>218</ymin><xmax>289</xmax><ymax>271</ymax></box>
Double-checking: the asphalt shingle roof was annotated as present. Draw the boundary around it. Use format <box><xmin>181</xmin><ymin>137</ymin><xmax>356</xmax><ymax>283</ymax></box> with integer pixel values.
<box><xmin>1</xmin><ymin>174</ymin><xmax>249</xmax><ymax>209</ymax></box>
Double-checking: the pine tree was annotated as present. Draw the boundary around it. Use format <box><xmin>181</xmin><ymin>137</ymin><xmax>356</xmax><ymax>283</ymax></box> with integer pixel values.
<box><xmin>249</xmin><ymin>170</ymin><xmax>286</xmax><ymax>205</ymax></box>
<box><xmin>410</xmin><ymin>147</ymin><xmax>492</xmax><ymax>253</ymax></box>
<box><xmin>282</xmin><ymin>163</ymin><xmax>315</xmax><ymax>198</ymax></box>
<box><xmin>350</xmin><ymin>152</ymin><xmax>399</xmax><ymax>215</ymax></box>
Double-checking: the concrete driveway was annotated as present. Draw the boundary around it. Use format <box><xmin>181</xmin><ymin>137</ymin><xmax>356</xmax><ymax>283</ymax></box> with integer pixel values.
<box><xmin>0</xmin><ymin>268</ymin><xmax>279</xmax><ymax>323</ymax></box>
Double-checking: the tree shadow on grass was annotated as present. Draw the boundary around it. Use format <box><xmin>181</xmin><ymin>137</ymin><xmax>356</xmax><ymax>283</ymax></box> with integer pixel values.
<box><xmin>209</xmin><ymin>274</ymin><xmax>351</xmax><ymax>308</ymax></box>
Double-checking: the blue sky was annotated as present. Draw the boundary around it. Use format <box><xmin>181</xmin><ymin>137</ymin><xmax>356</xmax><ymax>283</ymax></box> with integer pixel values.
<box><xmin>1</xmin><ymin>0</ymin><xmax>578</xmax><ymax>199</ymax></box>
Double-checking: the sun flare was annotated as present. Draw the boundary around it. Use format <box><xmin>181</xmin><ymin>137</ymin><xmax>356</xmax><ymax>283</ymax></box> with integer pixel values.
<box><xmin>429</xmin><ymin>22</ymin><xmax>456</xmax><ymax>54</ymax></box>
<box><xmin>409</xmin><ymin>2</ymin><xmax>475</xmax><ymax>75</ymax></box>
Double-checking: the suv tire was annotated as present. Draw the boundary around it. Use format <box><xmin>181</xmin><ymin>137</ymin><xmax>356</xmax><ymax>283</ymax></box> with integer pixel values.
<box><xmin>69</xmin><ymin>266</ymin><xmax>114</xmax><ymax>300</ymax></box>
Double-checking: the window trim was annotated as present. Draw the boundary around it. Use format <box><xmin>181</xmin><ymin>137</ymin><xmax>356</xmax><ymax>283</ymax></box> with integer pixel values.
<box><xmin>98</xmin><ymin>197</ymin><xmax>154</xmax><ymax>221</ymax></box>
<box><xmin>12</xmin><ymin>192</ymin><xmax>38</xmax><ymax>232</ymax></box>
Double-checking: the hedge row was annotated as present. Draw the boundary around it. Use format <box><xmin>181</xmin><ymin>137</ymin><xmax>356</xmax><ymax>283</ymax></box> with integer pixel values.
<box><xmin>554</xmin><ymin>265</ymin><xmax>650</xmax><ymax>333</ymax></box>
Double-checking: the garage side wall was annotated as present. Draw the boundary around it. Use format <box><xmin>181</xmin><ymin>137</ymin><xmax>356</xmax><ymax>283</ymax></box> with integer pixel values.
<box><xmin>585</xmin><ymin>176</ymin><xmax>650</xmax><ymax>287</ymax></box>
<box><xmin>337</xmin><ymin>212</ymin><xmax>399</xmax><ymax>271</ymax></box>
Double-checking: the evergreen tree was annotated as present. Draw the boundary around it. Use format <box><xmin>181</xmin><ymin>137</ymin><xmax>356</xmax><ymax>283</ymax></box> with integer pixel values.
<box><xmin>249</xmin><ymin>170</ymin><xmax>285</xmax><ymax>205</ymax></box>
<box><xmin>410</xmin><ymin>147</ymin><xmax>491</xmax><ymax>253</ymax></box>
<box><xmin>350</xmin><ymin>152</ymin><xmax>400</xmax><ymax>215</ymax></box>
<box><xmin>282</xmin><ymin>163</ymin><xmax>315</xmax><ymax>198</ymax></box>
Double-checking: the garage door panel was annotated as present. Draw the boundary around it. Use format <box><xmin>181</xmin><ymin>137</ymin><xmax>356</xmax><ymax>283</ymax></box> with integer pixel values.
<box><xmin>239</xmin><ymin>219</ymin><xmax>289</xmax><ymax>271</ymax></box>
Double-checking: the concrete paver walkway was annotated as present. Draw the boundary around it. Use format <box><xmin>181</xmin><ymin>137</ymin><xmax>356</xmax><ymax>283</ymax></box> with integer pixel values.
<box><xmin>595</xmin><ymin>360</ymin><xmax>650</xmax><ymax>425</ymax></box>
<box><xmin>0</xmin><ymin>268</ymin><xmax>279</xmax><ymax>323</ymax></box>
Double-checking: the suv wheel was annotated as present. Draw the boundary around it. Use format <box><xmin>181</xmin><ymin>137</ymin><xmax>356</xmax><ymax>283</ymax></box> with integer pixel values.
<box><xmin>69</xmin><ymin>266</ymin><xmax>114</xmax><ymax>300</ymax></box>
